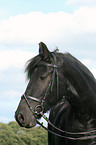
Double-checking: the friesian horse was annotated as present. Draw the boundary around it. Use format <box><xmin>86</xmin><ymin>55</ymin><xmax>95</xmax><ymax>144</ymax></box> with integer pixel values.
<box><xmin>15</xmin><ymin>42</ymin><xmax>96</xmax><ymax>145</ymax></box>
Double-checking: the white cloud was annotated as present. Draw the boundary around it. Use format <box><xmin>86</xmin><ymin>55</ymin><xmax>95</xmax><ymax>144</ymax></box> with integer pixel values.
<box><xmin>81</xmin><ymin>58</ymin><xmax>93</xmax><ymax>66</ymax></box>
<box><xmin>0</xmin><ymin>8</ymin><xmax>96</xmax><ymax>48</ymax></box>
<box><xmin>91</xmin><ymin>68</ymin><xmax>96</xmax><ymax>78</ymax></box>
<box><xmin>0</xmin><ymin>50</ymin><xmax>37</xmax><ymax>70</ymax></box>
<box><xmin>81</xmin><ymin>58</ymin><xmax>96</xmax><ymax>78</ymax></box>
<box><xmin>3</xmin><ymin>90</ymin><xmax>21</xmax><ymax>99</ymax></box>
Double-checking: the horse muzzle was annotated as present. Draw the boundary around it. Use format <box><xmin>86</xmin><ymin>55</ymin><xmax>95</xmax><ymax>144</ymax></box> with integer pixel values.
<box><xmin>15</xmin><ymin>111</ymin><xmax>37</xmax><ymax>128</ymax></box>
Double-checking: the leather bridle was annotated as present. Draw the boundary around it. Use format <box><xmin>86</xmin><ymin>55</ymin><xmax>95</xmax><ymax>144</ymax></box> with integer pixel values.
<box><xmin>21</xmin><ymin>53</ymin><xmax>96</xmax><ymax>141</ymax></box>
<box><xmin>21</xmin><ymin>53</ymin><xmax>58</xmax><ymax>116</ymax></box>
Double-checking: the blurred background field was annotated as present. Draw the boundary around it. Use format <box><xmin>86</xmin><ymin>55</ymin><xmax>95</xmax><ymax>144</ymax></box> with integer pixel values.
<box><xmin>0</xmin><ymin>121</ymin><xmax>48</xmax><ymax>145</ymax></box>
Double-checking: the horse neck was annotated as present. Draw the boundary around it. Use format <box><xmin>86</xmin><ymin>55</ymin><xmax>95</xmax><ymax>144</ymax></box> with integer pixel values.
<box><xmin>58</xmin><ymin>53</ymin><xmax>96</xmax><ymax>113</ymax></box>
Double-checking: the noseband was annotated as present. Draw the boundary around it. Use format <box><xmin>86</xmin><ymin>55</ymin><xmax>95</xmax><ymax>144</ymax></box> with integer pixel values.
<box><xmin>21</xmin><ymin>53</ymin><xmax>58</xmax><ymax>116</ymax></box>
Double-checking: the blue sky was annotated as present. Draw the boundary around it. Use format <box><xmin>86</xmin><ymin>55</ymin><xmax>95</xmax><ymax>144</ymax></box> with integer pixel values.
<box><xmin>0</xmin><ymin>0</ymin><xmax>96</xmax><ymax>124</ymax></box>
<box><xmin>0</xmin><ymin>0</ymin><xmax>73</xmax><ymax>18</ymax></box>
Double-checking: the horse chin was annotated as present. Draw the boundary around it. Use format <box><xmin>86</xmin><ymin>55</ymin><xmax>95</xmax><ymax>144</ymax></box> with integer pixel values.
<box><xmin>25</xmin><ymin>121</ymin><xmax>36</xmax><ymax>128</ymax></box>
<box><xmin>25</xmin><ymin>116</ymin><xmax>37</xmax><ymax>128</ymax></box>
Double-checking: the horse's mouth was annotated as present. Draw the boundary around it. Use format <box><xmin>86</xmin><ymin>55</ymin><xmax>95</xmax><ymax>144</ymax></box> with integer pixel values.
<box><xmin>17</xmin><ymin>119</ymin><xmax>37</xmax><ymax>128</ymax></box>
<box><xmin>25</xmin><ymin>120</ymin><xmax>37</xmax><ymax>128</ymax></box>
<box><xmin>15</xmin><ymin>113</ymin><xmax>37</xmax><ymax>128</ymax></box>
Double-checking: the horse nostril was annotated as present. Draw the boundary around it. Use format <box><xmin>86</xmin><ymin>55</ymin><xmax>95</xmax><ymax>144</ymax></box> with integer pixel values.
<box><xmin>17</xmin><ymin>113</ymin><xmax>24</xmax><ymax>124</ymax></box>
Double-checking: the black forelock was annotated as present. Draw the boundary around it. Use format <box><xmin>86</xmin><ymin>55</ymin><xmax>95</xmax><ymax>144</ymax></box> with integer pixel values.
<box><xmin>25</xmin><ymin>54</ymin><xmax>41</xmax><ymax>79</ymax></box>
<box><xmin>25</xmin><ymin>50</ymin><xmax>59</xmax><ymax>80</ymax></box>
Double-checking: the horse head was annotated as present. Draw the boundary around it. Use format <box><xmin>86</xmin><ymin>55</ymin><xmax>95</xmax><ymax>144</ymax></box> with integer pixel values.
<box><xmin>15</xmin><ymin>42</ymin><xmax>66</xmax><ymax>128</ymax></box>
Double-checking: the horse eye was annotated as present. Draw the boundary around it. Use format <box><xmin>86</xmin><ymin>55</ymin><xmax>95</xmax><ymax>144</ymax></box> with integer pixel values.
<box><xmin>40</xmin><ymin>75</ymin><xmax>46</xmax><ymax>80</ymax></box>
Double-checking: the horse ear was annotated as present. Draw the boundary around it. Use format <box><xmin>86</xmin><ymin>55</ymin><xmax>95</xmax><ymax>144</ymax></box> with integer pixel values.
<box><xmin>39</xmin><ymin>42</ymin><xmax>52</xmax><ymax>61</ymax></box>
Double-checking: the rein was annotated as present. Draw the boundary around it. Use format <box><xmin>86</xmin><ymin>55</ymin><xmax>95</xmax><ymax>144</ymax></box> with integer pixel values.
<box><xmin>21</xmin><ymin>53</ymin><xmax>96</xmax><ymax>140</ymax></box>
<box><xmin>37</xmin><ymin>118</ymin><xmax>96</xmax><ymax>140</ymax></box>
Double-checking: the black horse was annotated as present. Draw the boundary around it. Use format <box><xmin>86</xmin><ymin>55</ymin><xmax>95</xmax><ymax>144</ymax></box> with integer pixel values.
<box><xmin>15</xmin><ymin>42</ymin><xmax>96</xmax><ymax>145</ymax></box>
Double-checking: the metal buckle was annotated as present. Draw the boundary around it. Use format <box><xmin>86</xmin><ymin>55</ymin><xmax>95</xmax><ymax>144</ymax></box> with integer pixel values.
<box><xmin>34</xmin><ymin>105</ymin><xmax>44</xmax><ymax>116</ymax></box>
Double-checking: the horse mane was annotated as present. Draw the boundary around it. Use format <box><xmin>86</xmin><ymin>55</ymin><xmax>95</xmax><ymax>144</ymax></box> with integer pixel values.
<box><xmin>63</xmin><ymin>53</ymin><xmax>95</xmax><ymax>82</ymax></box>
<box><xmin>25</xmin><ymin>54</ymin><xmax>41</xmax><ymax>79</ymax></box>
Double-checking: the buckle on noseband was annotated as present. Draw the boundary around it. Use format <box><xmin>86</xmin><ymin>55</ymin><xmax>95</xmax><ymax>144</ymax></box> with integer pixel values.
<box><xmin>34</xmin><ymin>105</ymin><xmax>44</xmax><ymax>116</ymax></box>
